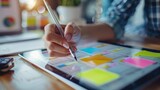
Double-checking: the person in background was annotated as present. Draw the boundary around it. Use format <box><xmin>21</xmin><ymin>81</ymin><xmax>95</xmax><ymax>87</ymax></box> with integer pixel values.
<box><xmin>43</xmin><ymin>0</ymin><xmax>160</xmax><ymax>57</ymax></box>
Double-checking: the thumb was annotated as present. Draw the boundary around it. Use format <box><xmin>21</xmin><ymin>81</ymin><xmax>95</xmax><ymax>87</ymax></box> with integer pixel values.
<box><xmin>64</xmin><ymin>23</ymin><xmax>81</xmax><ymax>42</ymax></box>
<box><xmin>64</xmin><ymin>23</ymin><xmax>74</xmax><ymax>41</ymax></box>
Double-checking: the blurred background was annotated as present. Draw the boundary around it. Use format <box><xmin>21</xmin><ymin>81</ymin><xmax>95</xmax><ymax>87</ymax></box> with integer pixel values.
<box><xmin>0</xmin><ymin>0</ymin><xmax>100</xmax><ymax>49</ymax></box>
<box><xmin>0</xmin><ymin>0</ymin><xmax>144</xmax><ymax>38</ymax></box>
<box><xmin>0</xmin><ymin>0</ymin><xmax>145</xmax><ymax>56</ymax></box>
<box><xmin>19</xmin><ymin>0</ymin><xmax>98</xmax><ymax>30</ymax></box>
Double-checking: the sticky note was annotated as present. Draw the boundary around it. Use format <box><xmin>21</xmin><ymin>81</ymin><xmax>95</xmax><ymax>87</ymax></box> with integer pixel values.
<box><xmin>123</xmin><ymin>57</ymin><xmax>156</xmax><ymax>68</ymax></box>
<box><xmin>57</xmin><ymin>64</ymin><xmax>66</xmax><ymax>68</ymax></box>
<box><xmin>77</xmin><ymin>68</ymin><xmax>119</xmax><ymax>86</ymax></box>
<box><xmin>57</xmin><ymin>61</ymin><xmax>77</xmax><ymax>68</ymax></box>
<box><xmin>80</xmin><ymin>47</ymin><xmax>99</xmax><ymax>54</ymax></box>
<box><xmin>96</xmin><ymin>44</ymin><xmax>107</xmax><ymax>48</ymax></box>
<box><xmin>102</xmin><ymin>51</ymin><xmax>110</xmax><ymax>55</ymax></box>
<box><xmin>135</xmin><ymin>50</ymin><xmax>160</xmax><ymax>58</ymax></box>
<box><xmin>81</xmin><ymin>54</ymin><xmax>113</xmax><ymax>66</ymax></box>
<box><xmin>112</xmin><ymin>48</ymin><xmax>124</xmax><ymax>52</ymax></box>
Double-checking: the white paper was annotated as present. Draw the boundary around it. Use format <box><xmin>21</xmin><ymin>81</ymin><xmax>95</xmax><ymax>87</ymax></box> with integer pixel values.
<box><xmin>0</xmin><ymin>39</ymin><xmax>45</xmax><ymax>56</ymax></box>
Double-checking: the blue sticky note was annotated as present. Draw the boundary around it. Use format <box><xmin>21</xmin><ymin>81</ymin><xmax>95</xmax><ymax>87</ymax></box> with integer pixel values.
<box><xmin>80</xmin><ymin>47</ymin><xmax>99</xmax><ymax>54</ymax></box>
<box><xmin>57</xmin><ymin>64</ymin><xmax>66</xmax><ymax>68</ymax></box>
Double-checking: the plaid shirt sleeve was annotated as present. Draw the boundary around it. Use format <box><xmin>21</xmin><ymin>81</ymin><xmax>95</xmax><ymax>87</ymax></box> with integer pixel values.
<box><xmin>145</xmin><ymin>0</ymin><xmax>160</xmax><ymax>37</ymax></box>
<box><xmin>100</xmin><ymin>0</ymin><xmax>140</xmax><ymax>39</ymax></box>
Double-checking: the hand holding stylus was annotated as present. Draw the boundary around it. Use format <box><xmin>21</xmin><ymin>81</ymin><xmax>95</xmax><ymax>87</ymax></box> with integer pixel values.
<box><xmin>43</xmin><ymin>23</ymin><xmax>81</xmax><ymax>57</ymax></box>
<box><xmin>43</xmin><ymin>0</ymin><xmax>81</xmax><ymax>59</ymax></box>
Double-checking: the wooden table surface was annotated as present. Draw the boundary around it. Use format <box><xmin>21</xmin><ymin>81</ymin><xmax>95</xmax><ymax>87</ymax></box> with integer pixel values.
<box><xmin>0</xmin><ymin>36</ymin><xmax>160</xmax><ymax>90</ymax></box>
<box><xmin>0</xmin><ymin>56</ymin><xmax>73</xmax><ymax>90</ymax></box>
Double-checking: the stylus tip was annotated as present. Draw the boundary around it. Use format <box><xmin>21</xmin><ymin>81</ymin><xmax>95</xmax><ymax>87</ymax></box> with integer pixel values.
<box><xmin>74</xmin><ymin>56</ymin><xmax>78</xmax><ymax>61</ymax></box>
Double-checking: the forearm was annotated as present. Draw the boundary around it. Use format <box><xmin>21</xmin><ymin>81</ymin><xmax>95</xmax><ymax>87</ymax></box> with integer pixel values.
<box><xmin>79</xmin><ymin>23</ymin><xmax>115</xmax><ymax>41</ymax></box>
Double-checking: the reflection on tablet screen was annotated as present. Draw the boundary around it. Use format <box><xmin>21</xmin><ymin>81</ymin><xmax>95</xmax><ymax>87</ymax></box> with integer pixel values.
<box><xmin>20</xmin><ymin>42</ymin><xmax>160</xmax><ymax>90</ymax></box>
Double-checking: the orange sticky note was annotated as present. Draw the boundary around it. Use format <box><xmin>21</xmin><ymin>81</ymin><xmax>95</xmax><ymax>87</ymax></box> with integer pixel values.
<box><xmin>81</xmin><ymin>54</ymin><xmax>113</xmax><ymax>66</ymax></box>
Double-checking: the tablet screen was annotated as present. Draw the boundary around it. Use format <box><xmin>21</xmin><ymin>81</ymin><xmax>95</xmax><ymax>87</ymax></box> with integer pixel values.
<box><xmin>19</xmin><ymin>42</ymin><xmax>160</xmax><ymax>90</ymax></box>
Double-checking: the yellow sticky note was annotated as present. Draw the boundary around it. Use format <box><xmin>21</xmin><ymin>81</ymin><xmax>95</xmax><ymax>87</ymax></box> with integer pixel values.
<box><xmin>96</xmin><ymin>44</ymin><xmax>107</xmax><ymax>48</ymax></box>
<box><xmin>112</xmin><ymin>48</ymin><xmax>124</xmax><ymax>52</ymax></box>
<box><xmin>81</xmin><ymin>54</ymin><xmax>113</xmax><ymax>66</ymax></box>
<box><xmin>77</xmin><ymin>68</ymin><xmax>119</xmax><ymax>86</ymax></box>
<box><xmin>135</xmin><ymin>50</ymin><xmax>160</xmax><ymax>58</ymax></box>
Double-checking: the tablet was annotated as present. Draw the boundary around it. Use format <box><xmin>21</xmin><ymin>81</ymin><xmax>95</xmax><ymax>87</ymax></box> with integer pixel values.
<box><xmin>0</xmin><ymin>0</ymin><xmax>22</xmax><ymax>35</ymax></box>
<box><xmin>19</xmin><ymin>42</ymin><xmax>160</xmax><ymax>90</ymax></box>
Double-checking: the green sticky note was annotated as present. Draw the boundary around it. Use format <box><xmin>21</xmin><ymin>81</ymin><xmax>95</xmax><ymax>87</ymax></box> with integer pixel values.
<box><xmin>135</xmin><ymin>50</ymin><xmax>160</xmax><ymax>58</ymax></box>
<box><xmin>77</xmin><ymin>68</ymin><xmax>119</xmax><ymax>86</ymax></box>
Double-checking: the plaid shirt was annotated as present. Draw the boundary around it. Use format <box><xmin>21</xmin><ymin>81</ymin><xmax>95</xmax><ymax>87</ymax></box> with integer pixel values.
<box><xmin>100</xmin><ymin>0</ymin><xmax>160</xmax><ymax>39</ymax></box>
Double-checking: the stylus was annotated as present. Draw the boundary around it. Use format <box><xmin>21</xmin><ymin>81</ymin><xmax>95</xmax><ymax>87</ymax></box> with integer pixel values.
<box><xmin>43</xmin><ymin>0</ymin><xmax>77</xmax><ymax>61</ymax></box>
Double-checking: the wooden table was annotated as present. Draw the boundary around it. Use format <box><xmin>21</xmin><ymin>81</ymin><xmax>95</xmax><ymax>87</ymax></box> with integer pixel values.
<box><xmin>0</xmin><ymin>56</ymin><xmax>73</xmax><ymax>90</ymax></box>
<box><xmin>0</xmin><ymin>36</ymin><xmax>160</xmax><ymax>90</ymax></box>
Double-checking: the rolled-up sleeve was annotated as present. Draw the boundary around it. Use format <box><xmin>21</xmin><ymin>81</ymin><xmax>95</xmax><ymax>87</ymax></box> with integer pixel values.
<box><xmin>99</xmin><ymin>0</ymin><xmax>141</xmax><ymax>39</ymax></box>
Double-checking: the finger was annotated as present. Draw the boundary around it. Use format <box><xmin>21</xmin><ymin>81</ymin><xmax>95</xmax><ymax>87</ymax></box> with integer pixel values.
<box><xmin>47</xmin><ymin>33</ymin><xmax>69</xmax><ymax>48</ymax></box>
<box><xmin>69</xmin><ymin>41</ymin><xmax>77</xmax><ymax>46</ymax></box>
<box><xmin>48</xmin><ymin>50</ymin><xmax>70</xmax><ymax>57</ymax></box>
<box><xmin>68</xmin><ymin>42</ymin><xmax>77</xmax><ymax>51</ymax></box>
<box><xmin>44</xmin><ymin>23</ymin><xmax>66</xmax><ymax>34</ymax></box>
<box><xmin>47</xmin><ymin>42</ymin><xmax>70</xmax><ymax>54</ymax></box>
<box><xmin>44</xmin><ymin>24</ymin><xmax>69</xmax><ymax>49</ymax></box>
<box><xmin>64</xmin><ymin>23</ymin><xmax>75</xmax><ymax>41</ymax></box>
<box><xmin>44</xmin><ymin>24</ymin><xmax>55</xmax><ymax>36</ymax></box>
<box><xmin>44</xmin><ymin>24</ymin><xmax>58</xmax><ymax>42</ymax></box>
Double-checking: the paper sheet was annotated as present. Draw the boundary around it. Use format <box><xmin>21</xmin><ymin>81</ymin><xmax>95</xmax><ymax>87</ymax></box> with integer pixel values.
<box><xmin>0</xmin><ymin>39</ymin><xmax>45</xmax><ymax>56</ymax></box>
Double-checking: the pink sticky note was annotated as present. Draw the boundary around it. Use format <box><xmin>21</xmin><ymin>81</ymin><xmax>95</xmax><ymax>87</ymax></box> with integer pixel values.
<box><xmin>102</xmin><ymin>51</ymin><xmax>110</xmax><ymax>55</ymax></box>
<box><xmin>123</xmin><ymin>57</ymin><xmax>156</xmax><ymax>68</ymax></box>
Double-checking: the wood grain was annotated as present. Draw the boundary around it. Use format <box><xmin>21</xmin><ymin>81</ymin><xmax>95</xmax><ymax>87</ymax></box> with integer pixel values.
<box><xmin>0</xmin><ymin>56</ymin><xmax>73</xmax><ymax>90</ymax></box>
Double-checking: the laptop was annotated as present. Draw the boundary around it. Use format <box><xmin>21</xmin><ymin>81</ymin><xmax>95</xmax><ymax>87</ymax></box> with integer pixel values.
<box><xmin>0</xmin><ymin>0</ymin><xmax>42</xmax><ymax>44</ymax></box>
<box><xmin>0</xmin><ymin>0</ymin><xmax>22</xmax><ymax>35</ymax></box>
<box><xmin>19</xmin><ymin>42</ymin><xmax>160</xmax><ymax>90</ymax></box>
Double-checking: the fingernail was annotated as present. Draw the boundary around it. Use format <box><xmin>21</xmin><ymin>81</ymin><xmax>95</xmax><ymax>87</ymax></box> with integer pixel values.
<box><xmin>63</xmin><ymin>42</ymin><xmax>69</xmax><ymax>49</ymax></box>
<box><xmin>72</xmin><ymin>46</ymin><xmax>77</xmax><ymax>52</ymax></box>
<box><xmin>67</xmin><ymin>50</ymin><xmax>70</xmax><ymax>53</ymax></box>
<box><xmin>65</xmin><ymin>34</ymin><xmax>72</xmax><ymax>41</ymax></box>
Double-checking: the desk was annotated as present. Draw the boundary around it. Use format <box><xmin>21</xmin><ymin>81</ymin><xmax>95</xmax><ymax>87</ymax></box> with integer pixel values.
<box><xmin>0</xmin><ymin>36</ymin><xmax>160</xmax><ymax>90</ymax></box>
<box><xmin>0</xmin><ymin>56</ymin><xmax>73</xmax><ymax>90</ymax></box>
